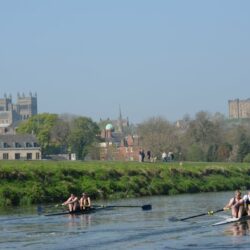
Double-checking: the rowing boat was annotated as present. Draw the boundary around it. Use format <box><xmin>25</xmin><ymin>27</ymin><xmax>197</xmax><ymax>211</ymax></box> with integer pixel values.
<box><xmin>44</xmin><ymin>203</ymin><xmax>152</xmax><ymax>216</ymax></box>
<box><xmin>212</xmin><ymin>215</ymin><xmax>250</xmax><ymax>226</ymax></box>
<box><xmin>45</xmin><ymin>207</ymin><xmax>107</xmax><ymax>217</ymax></box>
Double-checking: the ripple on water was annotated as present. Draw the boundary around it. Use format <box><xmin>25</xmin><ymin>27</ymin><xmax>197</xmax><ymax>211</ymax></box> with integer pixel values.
<box><xmin>1</xmin><ymin>193</ymin><xmax>250</xmax><ymax>249</ymax></box>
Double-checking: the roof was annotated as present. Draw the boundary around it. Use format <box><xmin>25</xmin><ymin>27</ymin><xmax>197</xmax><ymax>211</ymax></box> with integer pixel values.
<box><xmin>104</xmin><ymin>132</ymin><xmax>123</xmax><ymax>145</ymax></box>
<box><xmin>0</xmin><ymin>134</ymin><xmax>39</xmax><ymax>145</ymax></box>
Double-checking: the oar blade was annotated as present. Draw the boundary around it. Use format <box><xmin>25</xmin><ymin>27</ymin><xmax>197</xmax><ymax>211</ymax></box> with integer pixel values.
<box><xmin>168</xmin><ymin>216</ymin><xmax>179</xmax><ymax>222</ymax></box>
<box><xmin>142</xmin><ymin>204</ymin><xmax>152</xmax><ymax>210</ymax></box>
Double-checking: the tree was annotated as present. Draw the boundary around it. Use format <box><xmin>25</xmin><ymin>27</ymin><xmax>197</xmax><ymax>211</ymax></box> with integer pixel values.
<box><xmin>68</xmin><ymin>117</ymin><xmax>100</xmax><ymax>160</ymax></box>
<box><xmin>207</xmin><ymin>144</ymin><xmax>219</xmax><ymax>162</ymax></box>
<box><xmin>137</xmin><ymin>116</ymin><xmax>179</xmax><ymax>158</ymax></box>
<box><xmin>237</xmin><ymin>133</ymin><xmax>250</xmax><ymax>162</ymax></box>
<box><xmin>186</xmin><ymin>144</ymin><xmax>205</xmax><ymax>161</ymax></box>
<box><xmin>188</xmin><ymin>112</ymin><xmax>220</xmax><ymax>146</ymax></box>
<box><xmin>50</xmin><ymin>117</ymin><xmax>70</xmax><ymax>153</ymax></box>
<box><xmin>17</xmin><ymin>113</ymin><xmax>59</xmax><ymax>156</ymax></box>
<box><xmin>243</xmin><ymin>153</ymin><xmax>250</xmax><ymax>163</ymax></box>
<box><xmin>183</xmin><ymin>111</ymin><xmax>225</xmax><ymax>161</ymax></box>
<box><xmin>217</xmin><ymin>143</ymin><xmax>232</xmax><ymax>162</ymax></box>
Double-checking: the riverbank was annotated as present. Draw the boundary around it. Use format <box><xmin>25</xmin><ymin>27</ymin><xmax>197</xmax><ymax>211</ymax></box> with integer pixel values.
<box><xmin>0</xmin><ymin>160</ymin><xmax>250</xmax><ymax>206</ymax></box>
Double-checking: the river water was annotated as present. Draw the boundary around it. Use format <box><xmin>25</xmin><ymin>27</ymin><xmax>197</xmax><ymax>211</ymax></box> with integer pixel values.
<box><xmin>0</xmin><ymin>191</ymin><xmax>250</xmax><ymax>250</ymax></box>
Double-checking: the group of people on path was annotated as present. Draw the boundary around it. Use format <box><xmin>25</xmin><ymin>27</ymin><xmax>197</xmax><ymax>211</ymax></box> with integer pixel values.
<box><xmin>224</xmin><ymin>190</ymin><xmax>250</xmax><ymax>218</ymax></box>
<box><xmin>62</xmin><ymin>193</ymin><xmax>91</xmax><ymax>212</ymax></box>
<box><xmin>162</xmin><ymin>151</ymin><xmax>174</xmax><ymax>162</ymax></box>
<box><xmin>138</xmin><ymin>149</ymin><xmax>152</xmax><ymax>162</ymax></box>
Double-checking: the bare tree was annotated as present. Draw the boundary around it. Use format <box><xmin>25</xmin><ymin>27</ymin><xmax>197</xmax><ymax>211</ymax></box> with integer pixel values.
<box><xmin>137</xmin><ymin>116</ymin><xmax>179</xmax><ymax>159</ymax></box>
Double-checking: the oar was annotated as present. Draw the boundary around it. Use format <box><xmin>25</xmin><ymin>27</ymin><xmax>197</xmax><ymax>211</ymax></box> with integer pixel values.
<box><xmin>93</xmin><ymin>204</ymin><xmax>152</xmax><ymax>211</ymax></box>
<box><xmin>37</xmin><ymin>203</ymin><xmax>64</xmax><ymax>214</ymax></box>
<box><xmin>169</xmin><ymin>208</ymin><xmax>225</xmax><ymax>222</ymax></box>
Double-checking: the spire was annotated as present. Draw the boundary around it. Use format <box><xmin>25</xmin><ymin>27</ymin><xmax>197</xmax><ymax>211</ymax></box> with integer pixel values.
<box><xmin>118</xmin><ymin>105</ymin><xmax>123</xmax><ymax>133</ymax></box>
<box><xmin>119</xmin><ymin>104</ymin><xmax>122</xmax><ymax>120</ymax></box>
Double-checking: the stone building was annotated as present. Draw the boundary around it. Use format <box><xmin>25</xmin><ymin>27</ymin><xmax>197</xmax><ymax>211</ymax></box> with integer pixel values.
<box><xmin>0</xmin><ymin>134</ymin><xmax>41</xmax><ymax>160</ymax></box>
<box><xmin>0</xmin><ymin>93</ymin><xmax>37</xmax><ymax>134</ymax></box>
<box><xmin>99</xmin><ymin>108</ymin><xmax>141</xmax><ymax>161</ymax></box>
<box><xmin>228</xmin><ymin>99</ymin><xmax>250</xmax><ymax>119</ymax></box>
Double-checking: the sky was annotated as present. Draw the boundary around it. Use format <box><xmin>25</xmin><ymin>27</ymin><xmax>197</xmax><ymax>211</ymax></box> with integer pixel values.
<box><xmin>0</xmin><ymin>0</ymin><xmax>250</xmax><ymax>124</ymax></box>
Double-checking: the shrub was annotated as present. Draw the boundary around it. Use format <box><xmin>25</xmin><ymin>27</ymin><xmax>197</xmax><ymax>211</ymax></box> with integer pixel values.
<box><xmin>243</xmin><ymin>153</ymin><xmax>250</xmax><ymax>163</ymax></box>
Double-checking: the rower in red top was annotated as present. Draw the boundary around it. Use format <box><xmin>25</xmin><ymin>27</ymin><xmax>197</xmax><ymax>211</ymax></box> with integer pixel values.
<box><xmin>62</xmin><ymin>193</ymin><xmax>79</xmax><ymax>212</ymax></box>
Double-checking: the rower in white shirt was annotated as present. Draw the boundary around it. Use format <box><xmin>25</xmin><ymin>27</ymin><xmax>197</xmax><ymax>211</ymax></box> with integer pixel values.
<box><xmin>242</xmin><ymin>191</ymin><xmax>250</xmax><ymax>215</ymax></box>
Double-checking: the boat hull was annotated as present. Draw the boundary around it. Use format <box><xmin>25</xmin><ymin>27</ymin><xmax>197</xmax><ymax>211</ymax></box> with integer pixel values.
<box><xmin>212</xmin><ymin>215</ymin><xmax>250</xmax><ymax>226</ymax></box>
<box><xmin>45</xmin><ymin>207</ymin><xmax>101</xmax><ymax>216</ymax></box>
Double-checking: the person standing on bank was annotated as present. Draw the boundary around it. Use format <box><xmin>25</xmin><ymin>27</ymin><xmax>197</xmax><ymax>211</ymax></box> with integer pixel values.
<box><xmin>147</xmin><ymin>150</ymin><xmax>151</xmax><ymax>162</ymax></box>
<box><xmin>141</xmin><ymin>149</ymin><xmax>145</xmax><ymax>162</ymax></box>
<box><xmin>162</xmin><ymin>151</ymin><xmax>167</xmax><ymax>162</ymax></box>
<box><xmin>138</xmin><ymin>149</ymin><xmax>142</xmax><ymax>162</ymax></box>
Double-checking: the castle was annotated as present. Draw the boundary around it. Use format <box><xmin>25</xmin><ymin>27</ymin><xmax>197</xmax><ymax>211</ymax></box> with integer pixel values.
<box><xmin>228</xmin><ymin>99</ymin><xmax>250</xmax><ymax>119</ymax></box>
<box><xmin>0</xmin><ymin>93</ymin><xmax>37</xmax><ymax>134</ymax></box>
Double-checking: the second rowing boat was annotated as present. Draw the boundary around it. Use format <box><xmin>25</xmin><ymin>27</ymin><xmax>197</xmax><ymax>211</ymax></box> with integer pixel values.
<box><xmin>212</xmin><ymin>215</ymin><xmax>250</xmax><ymax>226</ymax></box>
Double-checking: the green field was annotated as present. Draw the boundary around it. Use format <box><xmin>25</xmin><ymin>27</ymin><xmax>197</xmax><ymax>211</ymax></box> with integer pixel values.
<box><xmin>0</xmin><ymin>160</ymin><xmax>250</xmax><ymax>207</ymax></box>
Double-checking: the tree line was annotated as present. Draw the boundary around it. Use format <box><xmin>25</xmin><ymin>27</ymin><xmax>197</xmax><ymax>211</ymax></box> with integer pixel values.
<box><xmin>17</xmin><ymin>113</ymin><xmax>100</xmax><ymax>160</ymax></box>
<box><xmin>17</xmin><ymin>111</ymin><xmax>250</xmax><ymax>162</ymax></box>
<box><xmin>137</xmin><ymin>111</ymin><xmax>250</xmax><ymax>162</ymax></box>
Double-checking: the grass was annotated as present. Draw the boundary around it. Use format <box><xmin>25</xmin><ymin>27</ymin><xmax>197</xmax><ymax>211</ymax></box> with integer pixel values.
<box><xmin>0</xmin><ymin>160</ymin><xmax>250</xmax><ymax>207</ymax></box>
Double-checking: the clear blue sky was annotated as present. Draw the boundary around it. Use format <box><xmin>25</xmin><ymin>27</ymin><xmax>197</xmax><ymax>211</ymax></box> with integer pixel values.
<box><xmin>1</xmin><ymin>0</ymin><xmax>249</xmax><ymax>124</ymax></box>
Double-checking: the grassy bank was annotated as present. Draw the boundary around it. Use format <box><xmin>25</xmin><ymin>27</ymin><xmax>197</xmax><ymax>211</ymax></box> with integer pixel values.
<box><xmin>0</xmin><ymin>160</ymin><xmax>250</xmax><ymax>207</ymax></box>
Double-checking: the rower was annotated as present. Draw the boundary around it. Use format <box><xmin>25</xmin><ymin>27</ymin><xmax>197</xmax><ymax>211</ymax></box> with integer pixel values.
<box><xmin>224</xmin><ymin>190</ymin><xmax>244</xmax><ymax>218</ymax></box>
<box><xmin>238</xmin><ymin>190</ymin><xmax>250</xmax><ymax>216</ymax></box>
<box><xmin>62</xmin><ymin>193</ymin><xmax>79</xmax><ymax>212</ymax></box>
<box><xmin>243</xmin><ymin>191</ymin><xmax>250</xmax><ymax>215</ymax></box>
<box><xmin>79</xmin><ymin>193</ymin><xmax>91</xmax><ymax>210</ymax></box>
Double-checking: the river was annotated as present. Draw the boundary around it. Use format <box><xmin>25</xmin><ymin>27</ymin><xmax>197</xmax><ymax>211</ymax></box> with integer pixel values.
<box><xmin>0</xmin><ymin>191</ymin><xmax>250</xmax><ymax>249</ymax></box>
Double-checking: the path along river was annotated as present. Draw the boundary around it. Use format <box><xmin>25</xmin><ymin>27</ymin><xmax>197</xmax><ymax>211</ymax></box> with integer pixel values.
<box><xmin>1</xmin><ymin>191</ymin><xmax>250</xmax><ymax>250</ymax></box>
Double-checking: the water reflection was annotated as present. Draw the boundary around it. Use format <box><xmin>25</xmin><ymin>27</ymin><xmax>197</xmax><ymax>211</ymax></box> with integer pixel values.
<box><xmin>65</xmin><ymin>214</ymin><xmax>92</xmax><ymax>229</ymax></box>
<box><xmin>224</xmin><ymin>221</ymin><xmax>250</xmax><ymax>236</ymax></box>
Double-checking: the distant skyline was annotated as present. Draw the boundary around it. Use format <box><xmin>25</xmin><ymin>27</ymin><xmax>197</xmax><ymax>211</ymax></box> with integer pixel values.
<box><xmin>1</xmin><ymin>1</ymin><xmax>250</xmax><ymax>123</ymax></box>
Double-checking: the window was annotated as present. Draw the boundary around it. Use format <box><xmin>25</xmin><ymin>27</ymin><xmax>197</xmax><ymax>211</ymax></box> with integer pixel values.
<box><xmin>27</xmin><ymin>153</ymin><xmax>32</xmax><ymax>160</ymax></box>
<box><xmin>15</xmin><ymin>153</ymin><xmax>20</xmax><ymax>160</ymax></box>
<box><xmin>3</xmin><ymin>153</ymin><xmax>8</xmax><ymax>160</ymax></box>
<box><xmin>15</xmin><ymin>142</ymin><xmax>21</xmax><ymax>148</ymax></box>
<box><xmin>36</xmin><ymin>152</ymin><xmax>40</xmax><ymax>160</ymax></box>
<box><xmin>26</xmin><ymin>142</ymin><xmax>31</xmax><ymax>147</ymax></box>
<box><xmin>3</xmin><ymin>142</ymin><xmax>9</xmax><ymax>148</ymax></box>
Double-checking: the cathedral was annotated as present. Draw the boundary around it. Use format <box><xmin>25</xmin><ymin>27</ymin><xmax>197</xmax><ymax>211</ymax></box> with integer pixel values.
<box><xmin>0</xmin><ymin>93</ymin><xmax>37</xmax><ymax>134</ymax></box>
